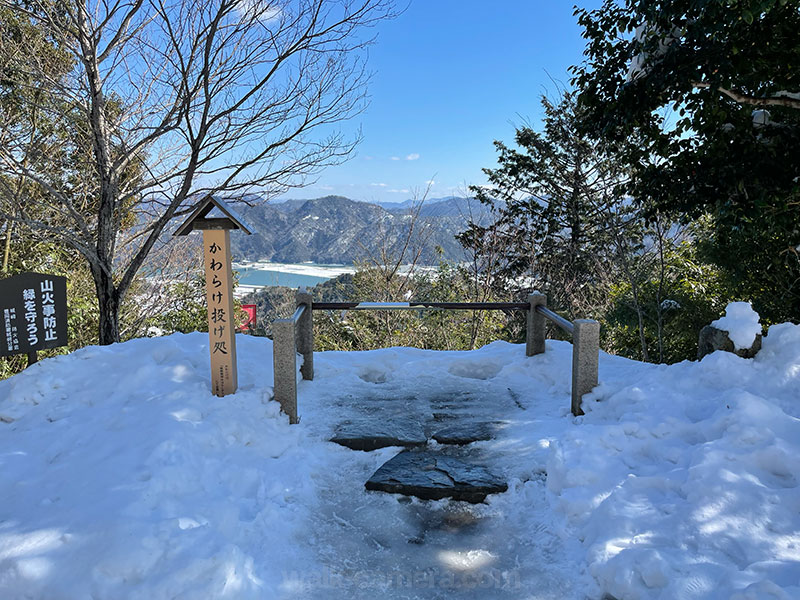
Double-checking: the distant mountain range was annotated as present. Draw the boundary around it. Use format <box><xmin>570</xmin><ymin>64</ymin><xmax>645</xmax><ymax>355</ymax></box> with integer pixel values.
<box><xmin>228</xmin><ymin>195</ymin><xmax>494</xmax><ymax>265</ymax></box>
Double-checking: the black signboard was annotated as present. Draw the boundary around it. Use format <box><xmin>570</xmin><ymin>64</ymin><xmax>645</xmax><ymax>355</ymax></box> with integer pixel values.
<box><xmin>1</xmin><ymin>272</ymin><xmax>68</xmax><ymax>358</ymax></box>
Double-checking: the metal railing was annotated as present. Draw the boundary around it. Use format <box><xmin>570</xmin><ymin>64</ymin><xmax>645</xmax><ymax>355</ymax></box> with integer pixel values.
<box><xmin>272</xmin><ymin>290</ymin><xmax>599</xmax><ymax>424</ymax></box>
<box><xmin>312</xmin><ymin>301</ymin><xmax>531</xmax><ymax>310</ymax></box>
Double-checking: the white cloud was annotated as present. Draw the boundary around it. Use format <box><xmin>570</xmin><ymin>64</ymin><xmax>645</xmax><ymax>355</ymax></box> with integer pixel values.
<box><xmin>388</xmin><ymin>188</ymin><xmax>410</xmax><ymax>194</ymax></box>
<box><xmin>317</xmin><ymin>185</ymin><xmax>334</xmax><ymax>191</ymax></box>
<box><xmin>390</xmin><ymin>156</ymin><xmax>401</xmax><ymax>161</ymax></box>
<box><xmin>370</xmin><ymin>183</ymin><xmax>388</xmax><ymax>187</ymax></box>
<box><xmin>425</xmin><ymin>180</ymin><xmax>436</xmax><ymax>186</ymax></box>
<box><xmin>236</xmin><ymin>1</ymin><xmax>281</xmax><ymax>22</ymax></box>
<box><xmin>406</xmin><ymin>153</ymin><xmax>420</xmax><ymax>161</ymax></box>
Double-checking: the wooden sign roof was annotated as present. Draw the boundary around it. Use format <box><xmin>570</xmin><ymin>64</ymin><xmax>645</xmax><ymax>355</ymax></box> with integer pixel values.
<box><xmin>173</xmin><ymin>196</ymin><xmax>254</xmax><ymax>236</ymax></box>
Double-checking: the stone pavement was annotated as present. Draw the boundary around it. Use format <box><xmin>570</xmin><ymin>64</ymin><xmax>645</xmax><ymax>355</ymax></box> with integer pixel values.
<box><xmin>329</xmin><ymin>389</ymin><xmax>518</xmax><ymax>503</ymax></box>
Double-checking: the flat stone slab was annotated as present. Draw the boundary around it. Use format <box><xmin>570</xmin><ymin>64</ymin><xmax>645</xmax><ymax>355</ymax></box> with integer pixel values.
<box><xmin>331</xmin><ymin>418</ymin><xmax>427</xmax><ymax>451</ymax></box>
<box><xmin>365</xmin><ymin>449</ymin><xmax>507</xmax><ymax>503</ymax></box>
<box><xmin>431</xmin><ymin>421</ymin><xmax>504</xmax><ymax>445</ymax></box>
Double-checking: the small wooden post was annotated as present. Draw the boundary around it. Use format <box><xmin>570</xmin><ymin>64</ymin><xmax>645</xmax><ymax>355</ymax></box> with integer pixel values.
<box><xmin>572</xmin><ymin>319</ymin><xmax>600</xmax><ymax>416</ymax></box>
<box><xmin>527</xmin><ymin>292</ymin><xmax>546</xmax><ymax>356</ymax></box>
<box><xmin>295</xmin><ymin>288</ymin><xmax>314</xmax><ymax>381</ymax></box>
<box><xmin>173</xmin><ymin>196</ymin><xmax>253</xmax><ymax>398</ymax></box>
<box><xmin>203</xmin><ymin>229</ymin><xmax>237</xmax><ymax>396</ymax></box>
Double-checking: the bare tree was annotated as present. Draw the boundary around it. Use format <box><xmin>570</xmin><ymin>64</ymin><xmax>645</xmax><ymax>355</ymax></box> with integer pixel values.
<box><xmin>352</xmin><ymin>185</ymin><xmax>434</xmax><ymax>347</ymax></box>
<box><xmin>0</xmin><ymin>0</ymin><xmax>394</xmax><ymax>344</ymax></box>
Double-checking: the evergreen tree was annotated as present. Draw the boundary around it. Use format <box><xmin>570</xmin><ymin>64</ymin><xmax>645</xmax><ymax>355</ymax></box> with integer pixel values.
<box><xmin>0</xmin><ymin>3</ymin><xmax>100</xmax><ymax>377</ymax></box>
<box><xmin>458</xmin><ymin>92</ymin><xmax>633</xmax><ymax>319</ymax></box>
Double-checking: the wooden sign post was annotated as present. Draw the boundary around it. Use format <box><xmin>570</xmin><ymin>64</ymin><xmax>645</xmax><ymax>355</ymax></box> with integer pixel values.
<box><xmin>174</xmin><ymin>197</ymin><xmax>253</xmax><ymax>397</ymax></box>
<box><xmin>202</xmin><ymin>228</ymin><xmax>237</xmax><ymax>395</ymax></box>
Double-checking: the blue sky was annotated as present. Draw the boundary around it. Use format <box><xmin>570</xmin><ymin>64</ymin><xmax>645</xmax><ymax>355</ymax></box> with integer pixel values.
<box><xmin>286</xmin><ymin>1</ymin><xmax>603</xmax><ymax>204</ymax></box>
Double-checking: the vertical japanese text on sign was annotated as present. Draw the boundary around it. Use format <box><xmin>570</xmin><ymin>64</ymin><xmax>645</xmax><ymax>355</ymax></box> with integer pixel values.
<box><xmin>202</xmin><ymin>229</ymin><xmax>238</xmax><ymax>396</ymax></box>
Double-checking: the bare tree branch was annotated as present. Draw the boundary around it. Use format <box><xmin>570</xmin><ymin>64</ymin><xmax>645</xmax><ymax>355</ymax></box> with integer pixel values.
<box><xmin>0</xmin><ymin>0</ymin><xmax>394</xmax><ymax>343</ymax></box>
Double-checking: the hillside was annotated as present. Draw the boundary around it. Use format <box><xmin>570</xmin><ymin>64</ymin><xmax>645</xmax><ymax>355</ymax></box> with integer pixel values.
<box><xmin>228</xmin><ymin>196</ymin><xmax>490</xmax><ymax>265</ymax></box>
<box><xmin>373</xmin><ymin>196</ymin><xmax>496</xmax><ymax>219</ymax></box>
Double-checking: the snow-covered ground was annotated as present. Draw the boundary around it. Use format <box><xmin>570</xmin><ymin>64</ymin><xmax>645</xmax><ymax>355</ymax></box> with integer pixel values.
<box><xmin>0</xmin><ymin>316</ymin><xmax>798</xmax><ymax>599</ymax></box>
<box><xmin>232</xmin><ymin>261</ymin><xmax>356</xmax><ymax>279</ymax></box>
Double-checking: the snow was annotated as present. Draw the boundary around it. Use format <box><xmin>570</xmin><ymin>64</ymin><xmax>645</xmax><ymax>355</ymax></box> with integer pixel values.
<box><xmin>660</xmin><ymin>299</ymin><xmax>680</xmax><ymax>311</ymax></box>
<box><xmin>1</xmin><ymin>316</ymin><xmax>799</xmax><ymax>599</ymax></box>
<box><xmin>626</xmin><ymin>24</ymin><xmax>681</xmax><ymax>82</ymax></box>
<box><xmin>712</xmin><ymin>302</ymin><xmax>763</xmax><ymax>349</ymax></box>
<box><xmin>232</xmin><ymin>261</ymin><xmax>355</xmax><ymax>279</ymax></box>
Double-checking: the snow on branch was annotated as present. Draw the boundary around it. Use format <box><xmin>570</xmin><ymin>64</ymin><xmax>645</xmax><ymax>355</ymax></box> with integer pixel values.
<box><xmin>692</xmin><ymin>82</ymin><xmax>800</xmax><ymax>110</ymax></box>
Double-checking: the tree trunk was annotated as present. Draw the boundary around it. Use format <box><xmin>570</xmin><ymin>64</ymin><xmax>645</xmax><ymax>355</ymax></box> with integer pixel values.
<box><xmin>655</xmin><ymin>217</ymin><xmax>667</xmax><ymax>363</ymax></box>
<box><xmin>92</xmin><ymin>265</ymin><xmax>121</xmax><ymax>345</ymax></box>
<box><xmin>2</xmin><ymin>220</ymin><xmax>12</xmax><ymax>273</ymax></box>
<box><xmin>630</xmin><ymin>279</ymin><xmax>650</xmax><ymax>363</ymax></box>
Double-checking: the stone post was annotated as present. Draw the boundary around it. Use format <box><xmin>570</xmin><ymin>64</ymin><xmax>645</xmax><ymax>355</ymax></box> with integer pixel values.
<box><xmin>571</xmin><ymin>319</ymin><xmax>600</xmax><ymax>417</ymax></box>
<box><xmin>272</xmin><ymin>319</ymin><xmax>299</xmax><ymax>424</ymax></box>
<box><xmin>295</xmin><ymin>288</ymin><xmax>314</xmax><ymax>380</ymax></box>
<box><xmin>527</xmin><ymin>292</ymin><xmax>547</xmax><ymax>356</ymax></box>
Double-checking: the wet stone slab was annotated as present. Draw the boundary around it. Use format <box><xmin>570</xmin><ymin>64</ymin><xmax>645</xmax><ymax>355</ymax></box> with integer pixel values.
<box><xmin>365</xmin><ymin>449</ymin><xmax>507</xmax><ymax>503</ymax></box>
<box><xmin>331</xmin><ymin>418</ymin><xmax>427</xmax><ymax>451</ymax></box>
<box><xmin>431</xmin><ymin>421</ymin><xmax>505</xmax><ymax>445</ymax></box>
<box><xmin>428</xmin><ymin>392</ymin><xmax>483</xmax><ymax>415</ymax></box>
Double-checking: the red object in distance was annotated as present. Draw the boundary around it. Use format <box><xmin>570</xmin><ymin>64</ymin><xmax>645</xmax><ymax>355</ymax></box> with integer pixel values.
<box><xmin>238</xmin><ymin>304</ymin><xmax>257</xmax><ymax>331</ymax></box>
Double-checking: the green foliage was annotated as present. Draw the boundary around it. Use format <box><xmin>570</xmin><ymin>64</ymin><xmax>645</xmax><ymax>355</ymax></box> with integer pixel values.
<box><xmin>458</xmin><ymin>92</ymin><xmax>632</xmax><ymax>319</ymax></box>
<box><xmin>0</xmin><ymin>3</ymin><xmax>73</xmax><ymax>116</ymax></box>
<box><xmin>457</xmin><ymin>87</ymin><xmax>766</xmax><ymax>363</ymax></box>
<box><xmin>573</xmin><ymin>0</ymin><xmax>800</xmax><ymax>324</ymax></box>
<box><xmin>144</xmin><ymin>277</ymin><xmax>209</xmax><ymax>335</ymax></box>
<box><xmin>313</xmin><ymin>262</ymin><xmax>508</xmax><ymax>352</ymax></box>
<box><xmin>693</xmin><ymin>205</ymin><xmax>800</xmax><ymax>324</ymax></box>
<box><xmin>603</xmin><ymin>241</ymin><xmax>728</xmax><ymax>363</ymax></box>
<box><xmin>4</xmin><ymin>0</ymin><xmax>397</xmax><ymax>345</ymax></box>
<box><xmin>574</xmin><ymin>0</ymin><xmax>800</xmax><ymax>214</ymax></box>
<box><xmin>0</xmin><ymin>231</ymin><xmax>98</xmax><ymax>379</ymax></box>
<box><xmin>414</xmin><ymin>263</ymin><xmax>508</xmax><ymax>350</ymax></box>
<box><xmin>1</xmin><ymin>3</ymin><xmax>148</xmax><ymax>350</ymax></box>
<box><xmin>143</xmin><ymin>268</ymin><xmax>252</xmax><ymax>337</ymax></box>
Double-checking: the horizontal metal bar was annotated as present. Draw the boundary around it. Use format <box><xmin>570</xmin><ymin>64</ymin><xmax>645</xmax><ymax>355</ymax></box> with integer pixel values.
<box><xmin>312</xmin><ymin>301</ymin><xmax>530</xmax><ymax>311</ymax></box>
<box><xmin>536</xmin><ymin>305</ymin><xmax>574</xmax><ymax>333</ymax></box>
<box><xmin>290</xmin><ymin>304</ymin><xmax>306</xmax><ymax>323</ymax></box>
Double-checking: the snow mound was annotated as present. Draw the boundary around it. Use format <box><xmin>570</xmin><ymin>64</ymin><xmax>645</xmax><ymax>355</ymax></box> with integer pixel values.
<box><xmin>549</xmin><ymin>322</ymin><xmax>800</xmax><ymax>600</ymax></box>
<box><xmin>0</xmin><ymin>323</ymin><xmax>799</xmax><ymax>600</ymax></box>
<box><xmin>0</xmin><ymin>334</ymin><xmax>317</xmax><ymax>598</ymax></box>
<box><xmin>711</xmin><ymin>302</ymin><xmax>762</xmax><ymax>349</ymax></box>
